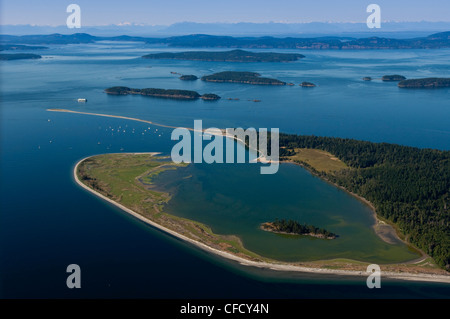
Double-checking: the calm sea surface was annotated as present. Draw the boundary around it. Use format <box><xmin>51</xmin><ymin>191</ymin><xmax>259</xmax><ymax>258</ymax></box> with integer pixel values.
<box><xmin>1</xmin><ymin>42</ymin><xmax>449</xmax><ymax>298</ymax></box>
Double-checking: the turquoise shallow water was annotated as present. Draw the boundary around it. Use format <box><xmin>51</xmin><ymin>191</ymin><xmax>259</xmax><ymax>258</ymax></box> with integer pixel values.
<box><xmin>1</xmin><ymin>42</ymin><xmax>449</xmax><ymax>298</ymax></box>
<box><xmin>158</xmin><ymin>158</ymin><xmax>418</xmax><ymax>263</ymax></box>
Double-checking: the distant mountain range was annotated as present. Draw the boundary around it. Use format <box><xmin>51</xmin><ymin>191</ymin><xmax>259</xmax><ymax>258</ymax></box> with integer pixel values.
<box><xmin>160</xmin><ymin>21</ymin><xmax>450</xmax><ymax>38</ymax></box>
<box><xmin>2</xmin><ymin>21</ymin><xmax>450</xmax><ymax>37</ymax></box>
<box><xmin>1</xmin><ymin>31</ymin><xmax>450</xmax><ymax>50</ymax></box>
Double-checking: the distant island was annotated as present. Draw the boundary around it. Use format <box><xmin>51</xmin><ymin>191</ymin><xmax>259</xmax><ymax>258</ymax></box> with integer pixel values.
<box><xmin>179</xmin><ymin>74</ymin><xmax>198</xmax><ymax>81</ymax></box>
<box><xmin>3</xmin><ymin>31</ymin><xmax>450</xmax><ymax>50</ymax></box>
<box><xmin>0</xmin><ymin>53</ymin><xmax>42</xmax><ymax>60</ymax></box>
<box><xmin>0</xmin><ymin>44</ymin><xmax>48</xmax><ymax>51</ymax></box>
<box><xmin>201</xmin><ymin>71</ymin><xmax>286</xmax><ymax>85</ymax></box>
<box><xmin>398</xmin><ymin>77</ymin><xmax>450</xmax><ymax>88</ymax></box>
<box><xmin>362</xmin><ymin>77</ymin><xmax>372</xmax><ymax>81</ymax></box>
<box><xmin>142</xmin><ymin>49</ymin><xmax>305</xmax><ymax>62</ymax></box>
<box><xmin>261</xmin><ymin>219</ymin><xmax>337</xmax><ymax>239</ymax></box>
<box><xmin>382</xmin><ymin>74</ymin><xmax>407</xmax><ymax>81</ymax></box>
<box><xmin>201</xmin><ymin>93</ymin><xmax>221</xmax><ymax>100</ymax></box>
<box><xmin>300</xmin><ymin>81</ymin><xmax>316</xmax><ymax>87</ymax></box>
<box><xmin>105</xmin><ymin>86</ymin><xmax>220</xmax><ymax>100</ymax></box>
<box><xmin>156</xmin><ymin>32</ymin><xmax>450</xmax><ymax>50</ymax></box>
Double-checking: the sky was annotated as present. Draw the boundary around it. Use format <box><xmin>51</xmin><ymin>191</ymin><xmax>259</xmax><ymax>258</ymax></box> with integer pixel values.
<box><xmin>1</xmin><ymin>0</ymin><xmax>450</xmax><ymax>26</ymax></box>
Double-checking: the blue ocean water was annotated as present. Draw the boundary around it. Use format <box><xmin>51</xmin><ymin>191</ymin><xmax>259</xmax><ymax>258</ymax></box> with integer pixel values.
<box><xmin>0</xmin><ymin>42</ymin><xmax>449</xmax><ymax>298</ymax></box>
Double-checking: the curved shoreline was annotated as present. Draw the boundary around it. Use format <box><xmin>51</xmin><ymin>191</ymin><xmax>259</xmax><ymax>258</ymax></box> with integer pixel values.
<box><xmin>73</xmin><ymin>153</ymin><xmax>450</xmax><ymax>283</ymax></box>
<box><xmin>283</xmin><ymin>159</ymin><xmax>427</xmax><ymax>261</ymax></box>
<box><xmin>284</xmin><ymin>161</ymin><xmax>408</xmax><ymax>242</ymax></box>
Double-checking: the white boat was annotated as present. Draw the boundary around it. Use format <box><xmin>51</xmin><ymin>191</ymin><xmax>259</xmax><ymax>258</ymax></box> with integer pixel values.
<box><xmin>77</xmin><ymin>98</ymin><xmax>87</xmax><ymax>103</ymax></box>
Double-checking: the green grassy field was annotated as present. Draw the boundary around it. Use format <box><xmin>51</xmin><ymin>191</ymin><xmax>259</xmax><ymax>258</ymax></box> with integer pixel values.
<box><xmin>76</xmin><ymin>153</ymin><xmax>264</xmax><ymax>261</ymax></box>
<box><xmin>287</xmin><ymin>148</ymin><xmax>348</xmax><ymax>173</ymax></box>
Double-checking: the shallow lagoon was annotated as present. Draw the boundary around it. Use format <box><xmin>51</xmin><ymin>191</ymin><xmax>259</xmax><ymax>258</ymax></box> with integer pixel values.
<box><xmin>158</xmin><ymin>156</ymin><xmax>418</xmax><ymax>263</ymax></box>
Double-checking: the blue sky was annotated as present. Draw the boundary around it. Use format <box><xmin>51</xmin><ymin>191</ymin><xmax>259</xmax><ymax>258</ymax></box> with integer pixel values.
<box><xmin>1</xmin><ymin>0</ymin><xmax>449</xmax><ymax>25</ymax></box>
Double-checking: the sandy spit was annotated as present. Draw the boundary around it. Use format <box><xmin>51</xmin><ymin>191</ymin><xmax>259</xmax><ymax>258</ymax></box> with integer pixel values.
<box><xmin>73</xmin><ymin>153</ymin><xmax>450</xmax><ymax>284</ymax></box>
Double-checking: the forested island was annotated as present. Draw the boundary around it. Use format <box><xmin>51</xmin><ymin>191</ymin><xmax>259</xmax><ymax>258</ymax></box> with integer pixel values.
<box><xmin>276</xmin><ymin>134</ymin><xmax>450</xmax><ymax>270</ymax></box>
<box><xmin>179</xmin><ymin>74</ymin><xmax>198</xmax><ymax>81</ymax></box>
<box><xmin>300</xmin><ymin>82</ymin><xmax>316</xmax><ymax>87</ymax></box>
<box><xmin>201</xmin><ymin>71</ymin><xmax>286</xmax><ymax>85</ymax></box>
<box><xmin>261</xmin><ymin>219</ymin><xmax>337</xmax><ymax>239</ymax></box>
<box><xmin>398</xmin><ymin>78</ymin><xmax>450</xmax><ymax>88</ymax></box>
<box><xmin>142</xmin><ymin>49</ymin><xmax>305</xmax><ymax>62</ymax></box>
<box><xmin>382</xmin><ymin>74</ymin><xmax>407</xmax><ymax>81</ymax></box>
<box><xmin>0</xmin><ymin>53</ymin><xmax>42</xmax><ymax>60</ymax></box>
<box><xmin>105</xmin><ymin>86</ymin><xmax>220</xmax><ymax>100</ymax></box>
<box><xmin>0</xmin><ymin>44</ymin><xmax>48</xmax><ymax>51</ymax></box>
<box><xmin>201</xmin><ymin>93</ymin><xmax>221</xmax><ymax>100</ymax></box>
